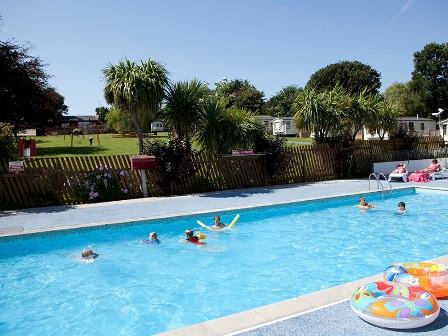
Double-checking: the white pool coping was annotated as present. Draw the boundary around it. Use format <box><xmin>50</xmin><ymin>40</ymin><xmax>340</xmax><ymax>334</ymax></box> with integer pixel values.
<box><xmin>0</xmin><ymin>184</ymin><xmax>424</xmax><ymax>238</ymax></box>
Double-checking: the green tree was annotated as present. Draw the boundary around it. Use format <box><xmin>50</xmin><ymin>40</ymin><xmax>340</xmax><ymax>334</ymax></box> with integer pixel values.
<box><xmin>215</xmin><ymin>79</ymin><xmax>265</xmax><ymax>113</ymax></box>
<box><xmin>104</xmin><ymin>106</ymin><xmax>133</xmax><ymax>134</ymax></box>
<box><xmin>410</xmin><ymin>42</ymin><xmax>448</xmax><ymax>117</ymax></box>
<box><xmin>0</xmin><ymin>40</ymin><xmax>68</xmax><ymax>131</ymax></box>
<box><xmin>163</xmin><ymin>79</ymin><xmax>208</xmax><ymax>146</ymax></box>
<box><xmin>103</xmin><ymin>59</ymin><xmax>168</xmax><ymax>154</ymax></box>
<box><xmin>0</xmin><ymin>122</ymin><xmax>18</xmax><ymax>160</ymax></box>
<box><xmin>196</xmin><ymin>98</ymin><xmax>262</xmax><ymax>153</ymax></box>
<box><xmin>337</xmin><ymin>88</ymin><xmax>382</xmax><ymax>142</ymax></box>
<box><xmin>95</xmin><ymin>106</ymin><xmax>110</xmax><ymax>123</ymax></box>
<box><xmin>384</xmin><ymin>82</ymin><xmax>424</xmax><ymax>116</ymax></box>
<box><xmin>306</xmin><ymin>61</ymin><xmax>381</xmax><ymax>95</ymax></box>
<box><xmin>293</xmin><ymin>88</ymin><xmax>342</xmax><ymax>143</ymax></box>
<box><xmin>265</xmin><ymin>86</ymin><xmax>303</xmax><ymax>117</ymax></box>
<box><xmin>365</xmin><ymin>101</ymin><xmax>402</xmax><ymax>140</ymax></box>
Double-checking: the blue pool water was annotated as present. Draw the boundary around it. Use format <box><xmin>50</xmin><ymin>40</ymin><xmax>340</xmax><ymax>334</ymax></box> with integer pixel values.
<box><xmin>1</xmin><ymin>188</ymin><xmax>448</xmax><ymax>335</ymax></box>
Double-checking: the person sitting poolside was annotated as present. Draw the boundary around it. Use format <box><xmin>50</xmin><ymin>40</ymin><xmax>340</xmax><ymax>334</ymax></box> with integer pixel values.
<box><xmin>81</xmin><ymin>248</ymin><xmax>98</xmax><ymax>260</ymax></box>
<box><xmin>393</xmin><ymin>164</ymin><xmax>407</xmax><ymax>174</ymax></box>
<box><xmin>357</xmin><ymin>197</ymin><xmax>375</xmax><ymax>210</ymax></box>
<box><xmin>397</xmin><ymin>201</ymin><xmax>406</xmax><ymax>214</ymax></box>
<box><xmin>211</xmin><ymin>215</ymin><xmax>225</xmax><ymax>230</ymax></box>
<box><xmin>416</xmin><ymin>159</ymin><xmax>441</xmax><ymax>174</ymax></box>
<box><xmin>143</xmin><ymin>232</ymin><xmax>160</xmax><ymax>245</ymax></box>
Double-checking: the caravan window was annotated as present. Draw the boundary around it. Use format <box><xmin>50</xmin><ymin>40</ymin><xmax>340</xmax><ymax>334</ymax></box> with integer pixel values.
<box><xmin>420</xmin><ymin>123</ymin><xmax>424</xmax><ymax>131</ymax></box>
<box><xmin>408</xmin><ymin>122</ymin><xmax>414</xmax><ymax>131</ymax></box>
<box><xmin>286</xmin><ymin>121</ymin><xmax>291</xmax><ymax>129</ymax></box>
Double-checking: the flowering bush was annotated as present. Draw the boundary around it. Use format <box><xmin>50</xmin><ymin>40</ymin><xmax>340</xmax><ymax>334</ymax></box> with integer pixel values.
<box><xmin>75</xmin><ymin>164</ymin><xmax>128</xmax><ymax>203</ymax></box>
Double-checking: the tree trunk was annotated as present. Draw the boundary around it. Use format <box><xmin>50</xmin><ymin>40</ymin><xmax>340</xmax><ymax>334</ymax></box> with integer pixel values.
<box><xmin>137</xmin><ymin>128</ymin><xmax>143</xmax><ymax>154</ymax></box>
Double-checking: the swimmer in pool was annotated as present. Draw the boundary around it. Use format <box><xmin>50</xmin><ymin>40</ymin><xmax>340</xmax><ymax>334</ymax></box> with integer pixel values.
<box><xmin>357</xmin><ymin>197</ymin><xmax>375</xmax><ymax>210</ymax></box>
<box><xmin>211</xmin><ymin>215</ymin><xmax>225</xmax><ymax>230</ymax></box>
<box><xmin>185</xmin><ymin>229</ymin><xmax>204</xmax><ymax>244</ymax></box>
<box><xmin>81</xmin><ymin>248</ymin><xmax>98</xmax><ymax>260</ymax></box>
<box><xmin>143</xmin><ymin>232</ymin><xmax>160</xmax><ymax>244</ymax></box>
<box><xmin>397</xmin><ymin>201</ymin><xmax>406</xmax><ymax>214</ymax></box>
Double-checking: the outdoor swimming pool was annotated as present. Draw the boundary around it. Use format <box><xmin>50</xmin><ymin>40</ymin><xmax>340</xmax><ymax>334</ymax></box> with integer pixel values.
<box><xmin>1</xmin><ymin>188</ymin><xmax>447</xmax><ymax>335</ymax></box>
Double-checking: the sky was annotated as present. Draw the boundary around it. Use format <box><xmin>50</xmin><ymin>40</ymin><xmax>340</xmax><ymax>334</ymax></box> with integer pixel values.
<box><xmin>1</xmin><ymin>0</ymin><xmax>447</xmax><ymax>116</ymax></box>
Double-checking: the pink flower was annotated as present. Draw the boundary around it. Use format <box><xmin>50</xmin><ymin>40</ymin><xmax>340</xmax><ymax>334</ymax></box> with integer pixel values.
<box><xmin>122</xmin><ymin>188</ymin><xmax>128</xmax><ymax>194</ymax></box>
<box><xmin>119</xmin><ymin>170</ymin><xmax>126</xmax><ymax>176</ymax></box>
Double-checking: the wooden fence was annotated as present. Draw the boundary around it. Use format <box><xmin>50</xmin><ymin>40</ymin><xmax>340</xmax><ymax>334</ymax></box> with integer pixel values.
<box><xmin>1</xmin><ymin>137</ymin><xmax>445</xmax><ymax>210</ymax></box>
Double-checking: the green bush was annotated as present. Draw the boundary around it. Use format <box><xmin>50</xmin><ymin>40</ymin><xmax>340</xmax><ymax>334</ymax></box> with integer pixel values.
<box><xmin>0</xmin><ymin>123</ymin><xmax>18</xmax><ymax>161</ymax></box>
<box><xmin>253</xmin><ymin>134</ymin><xmax>287</xmax><ymax>177</ymax></box>
<box><xmin>74</xmin><ymin>164</ymin><xmax>128</xmax><ymax>203</ymax></box>
<box><xmin>143</xmin><ymin>137</ymin><xmax>197</xmax><ymax>194</ymax></box>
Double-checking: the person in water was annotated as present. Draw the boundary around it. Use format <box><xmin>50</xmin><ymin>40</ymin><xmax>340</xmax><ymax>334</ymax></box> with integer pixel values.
<box><xmin>397</xmin><ymin>201</ymin><xmax>406</xmax><ymax>214</ymax></box>
<box><xmin>212</xmin><ymin>215</ymin><xmax>225</xmax><ymax>230</ymax></box>
<box><xmin>81</xmin><ymin>248</ymin><xmax>98</xmax><ymax>260</ymax></box>
<box><xmin>185</xmin><ymin>229</ymin><xmax>200</xmax><ymax>243</ymax></box>
<box><xmin>357</xmin><ymin>197</ymin><xmax>375</xmax><ymax>210</ymax></box>
<box><xmin>143</xmin><ymin>232</ymin><xmax>160</xmax><ymax>244</ymax></box>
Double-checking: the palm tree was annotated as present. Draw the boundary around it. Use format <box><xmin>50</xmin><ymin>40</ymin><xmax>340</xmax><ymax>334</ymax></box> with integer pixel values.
<box><xmin>196</xmin><ymin>98</ymin><xmax>262</xmax><ymax>153</ymax></box>
<box><xmin>365</xmin><ymin>100</ymin><xmax>402</xmax><ymax>140</ymax></box>
<box><xmin>163</xmin><ymin>79</ymin><xmax>208</xmax><ymax>147</ymax></box>
<box><xmin>103</xmin><ymin>59</ymin><xmax>168</xmax><ymax>154</ymax></box>
<box><xmin>293</xmin><ymin>88</ymin><xmax>342</xmax><ymax>143</ymax></box>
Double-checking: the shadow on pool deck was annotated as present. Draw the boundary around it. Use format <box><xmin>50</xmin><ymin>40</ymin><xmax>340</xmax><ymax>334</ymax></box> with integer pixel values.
<box><xmin>238</xmin><ymin>300</ymin><xmax>448</xmax><ymax>336</ymax></box>
<box><xmin>0</xmin><ymin>205</ymin><xmax>76</xmax><ymax>218</ymax></box>
<box><xmin>198</xmin><ymin>183</ymin><xmax>316</xmax><ymax>198</ymax></box>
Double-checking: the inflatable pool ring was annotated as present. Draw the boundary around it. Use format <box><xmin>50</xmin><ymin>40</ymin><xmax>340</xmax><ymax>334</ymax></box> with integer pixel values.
<box><xmin>197</xmin><ymin>214</ymin><xmax>240</xmax><ymax>231</ymax></box>
<box><xmin>351</xmin><ymin>281</ymin><xmax>439</xmax><ymax>329</ymax></box>
<box><xmin>196</xmin><ymin>232</ymin><xmax>206</xmax><ymax>240</ymax></box>
<box><xmin>384</xmin><ymin>262</ymin><xmax>448</xmax><ymax>298</ymax></box>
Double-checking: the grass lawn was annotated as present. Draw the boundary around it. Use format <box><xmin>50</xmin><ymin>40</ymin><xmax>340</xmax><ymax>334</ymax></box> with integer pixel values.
<box><xmin>35</xmin><ymin>134</ymin><xmax>314</xmax><ymax>157</ymax></box>
<box><xmin>285</xmin><ymin>137</ymin><xmax>313</xmax><ymax>146</ymax></box>
<box><xmin>35</xmin><ymin>133</ymin><xmax>169</xmax><ymax>157</ymax></box>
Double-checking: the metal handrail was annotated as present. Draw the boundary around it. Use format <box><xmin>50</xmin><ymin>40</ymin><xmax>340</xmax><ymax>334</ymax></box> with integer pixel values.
<box><xmin>377</xmin><ymin>173</ymin><xmax>392</xmax><ymax>193</ymax></box>
<box><xmin>368</xmin><ymin>173</ymin><xmax>382</xmax><ymax>191</ymax></box>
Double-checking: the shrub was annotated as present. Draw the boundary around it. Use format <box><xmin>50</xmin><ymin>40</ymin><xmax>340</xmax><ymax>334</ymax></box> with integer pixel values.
<box><xmin>143</xmin><ymin>137</ymin><xmax>197</xmax><ymax>194</ymax></box>
<box><xmin>74</xmin><ymin>164</ymin><xmax>128</xmax><ymax>203</ymax></box>
<box><xmin>253</xmin><ymin>134</ymin><xmax>287</xmax><ymax>177</ymax></box>
<box><xmin>0</xmin><ymin>123</ymin><xmax>18</xmax><ymax>161</ymax></box>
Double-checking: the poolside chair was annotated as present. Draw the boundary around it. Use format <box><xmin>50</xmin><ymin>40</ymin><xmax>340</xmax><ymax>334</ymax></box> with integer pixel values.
<box><xmin>388</xmin><ymin>164</ymin><xmax>408</xmax><ymax>182</ymax></box>
<box><xmin>431</xmin><ymin>167</ymin><xmax>448</xmax><ymax>180</ymax></box>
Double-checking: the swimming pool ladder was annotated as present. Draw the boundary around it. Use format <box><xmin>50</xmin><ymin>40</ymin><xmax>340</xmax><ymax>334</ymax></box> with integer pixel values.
<box><xmin>368</xmin><ymin>173</ymin><xmax>392</xmax><ymax>195</ymax></box>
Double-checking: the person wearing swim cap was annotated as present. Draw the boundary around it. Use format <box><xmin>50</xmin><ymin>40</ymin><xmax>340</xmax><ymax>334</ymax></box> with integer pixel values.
<box><xmin>185</xmin><ymin>229</ymin><xmax>200</xmax><ymax>243</ymax></box>
<box><xmin>143</xmin><ymin>232</ymin><xmax>160</xmax><ymax>244</ymax></box>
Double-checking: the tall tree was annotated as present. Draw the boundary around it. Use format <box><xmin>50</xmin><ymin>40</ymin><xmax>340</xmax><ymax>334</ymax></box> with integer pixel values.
<box><xmin>410</xmin><ymin>42</ymin><xmax>448</xmax><ymax>118</ymax></box>
<box><xmin>215</xmin><ymin>79</ymin><xmax>265</xmax><ymax>113</ymax></box>
<box><xmin>293</xmin><ymin>88</ymin><xmax>342</xmax><ymax>143</ymax></box>
<box><xmin>104</xmin><ymin>106</ymin><xmax>133</xmax><ymax>134</ymax></box>
<box><xmin>95</xmin><ymin>106</ymin><xmax>110</xmax><ymax>123</ymax></box>
<box><xmin>265</xmin><ymin>86</ymin><xmax>303</xmax><ymax>117</ymax></box>
<box><xmin>103</xmin><ymin>59</ymin><xmax>168</xmax><ymax>154</ymax></box>
<box><xmin>384</xmin><ymin>82</ymin><xmax>424</xmax><ymax>116</ymax></box>
<box><xmin>306</xmin><ymin>61</ymin><xmax>381</xmax><ymax>95</ymax></box>
<box><xmin>163</xmin><ymin>79</ymin><xmax>207</xmax><ymax>146</ymax></box>
<box><xmin>364</xmin><ymin>101</ymin><xmax>402</xmax><ymax>140</ymax></box>
<box><xmin>196</xmin><ymin>97</ymin><xmax>262</xmax><ymax>153</ymax></box>
<box><xmin>0</xmin><ymin>40</ymin><xmax>68</xmax><ymax>130</ymax></box>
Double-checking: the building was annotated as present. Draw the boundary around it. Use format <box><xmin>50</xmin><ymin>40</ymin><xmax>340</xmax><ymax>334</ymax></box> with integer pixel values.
<box><xmin>150</xmin><ymin>121</ymin><xmax>164</xmax><ymax>132</ymax></box>
<box><xmin>254</xmin><ymin>115</ymin><xmax>274</xmax><ymax>134</ymax></box>
<box><xmin>438</xmin><ymin>118</ymin><xmax>448</xmax><ymax>142</ymax></box>
<box><xmin>271</xmin><ymin>117</ymin><xmax>297</xmax><ymax>136</ymax></box>
<box><xmin>362</xmin><ymin>115</ymin><xmax>437</xmax><ymax>140</ymax></box>
<box><xmin>61</xmin><ymin>115</ymin><xmax>100</xmax><ymax>130</ymax></box>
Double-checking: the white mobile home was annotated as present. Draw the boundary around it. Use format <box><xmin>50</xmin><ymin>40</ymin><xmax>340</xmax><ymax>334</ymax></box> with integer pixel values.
<box><xmin>439</xmin><ymin>118</ymin><xmax>448</xmax><ymax>142</ymax></box>
<box><xmin>150</xmin><ymin>121</ymin><xmax>164</xmax><ymax>132</ymax></box>
<box><xmin>362</xmin><ymin>115</ymin><xmax>437</xmax><ymax>140</ymax></box>
<box><xmin>272</xmin><ymin>117</ymin><xmax>297</xmax><ymax>136</ymax></box>
<box><xmin>254</xmin><ymin>115</ymin><xmax>274</xmax><ymax>134</ymax></box>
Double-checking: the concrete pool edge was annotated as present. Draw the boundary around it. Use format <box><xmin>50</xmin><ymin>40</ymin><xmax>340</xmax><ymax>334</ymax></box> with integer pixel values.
<box><xmin>0</xmin><ymin>184</ymin><xmax>419</xmax><ymax>239</ymax></box>
<box><xmin>157</xmin><ymin>255</ymin><xmax>448</xmax><ymax>336</ymax></box>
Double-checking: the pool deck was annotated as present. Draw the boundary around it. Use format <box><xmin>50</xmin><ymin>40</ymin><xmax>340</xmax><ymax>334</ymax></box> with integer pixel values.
<box><xmin>1</xmin><ymin>178</ymin><xmax>448</xmax><ymax>336</ymax></box>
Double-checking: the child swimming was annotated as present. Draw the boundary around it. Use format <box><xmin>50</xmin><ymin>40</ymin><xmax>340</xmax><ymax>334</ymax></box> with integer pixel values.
<box><xmin>143</xmin><ymin>232</ymin><xmax>160</xmax><ymax>244</ymax></box>
<box><xmin>357</xmin><ymin>197</ymin><xmax>375</xmax><ymax>210</ymax></box>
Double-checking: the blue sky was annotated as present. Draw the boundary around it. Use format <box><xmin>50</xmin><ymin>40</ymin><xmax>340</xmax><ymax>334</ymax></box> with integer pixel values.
<box><xmin>1</xmin><ymin>0</ymin><xmax>447</xmax><ymax>116</ymax></box>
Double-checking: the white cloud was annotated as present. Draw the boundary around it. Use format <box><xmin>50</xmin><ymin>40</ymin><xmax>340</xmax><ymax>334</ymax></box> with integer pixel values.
<box><xmin>399</xmin><ymin>0</ymin><xmax>414</xmax><ymax>13</ymax></box>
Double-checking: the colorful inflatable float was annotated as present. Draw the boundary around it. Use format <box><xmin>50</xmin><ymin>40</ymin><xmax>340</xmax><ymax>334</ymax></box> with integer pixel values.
<box><xmin>351</xmin><ymin>281</ymin><xmax>439</xmax><ymax>329</ymax></box>
<box><xmin>384</xmin><ymin>262</ymin><xmax>448</xmax><ymax>298</ymax></box>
